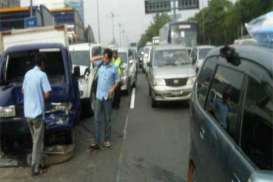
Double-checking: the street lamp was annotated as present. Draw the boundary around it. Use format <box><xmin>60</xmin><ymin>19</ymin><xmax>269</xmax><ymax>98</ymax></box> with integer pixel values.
<box><xmin>110</xmin><ymin>12</ymin><xmax>116</xmax><ymax>44</ymax></box>
<box><xmin>30</xmin><ymin>0</ymin><xmax>33</xmax><ymax>17</ymax></box>
<box><xmin>96</xmin><ymin>0</ymin><xmax>101</xmax><ymax>43</ymax></box>
<box><xmin>118</xmin><ymin>23</ymin><xmax>122</xmax><ymax>47</ymax></box>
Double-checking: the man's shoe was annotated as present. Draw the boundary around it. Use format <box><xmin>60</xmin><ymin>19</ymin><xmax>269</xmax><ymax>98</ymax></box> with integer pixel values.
<box><xmin>89</xmin><ymin>144</ymin><xmax>100</xmax><ymax>150</ymax></box>
<box><xmin>104</xmin><ymin>141</ymin><xmax>112</xmax><ymax>148</ymax></box>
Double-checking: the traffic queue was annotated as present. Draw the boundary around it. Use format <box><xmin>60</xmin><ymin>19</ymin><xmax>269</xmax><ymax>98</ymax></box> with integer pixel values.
<box><xmin>0</xmin><ymin>24</ymin><xmax>137</xmax><ymax>175</ymax></box>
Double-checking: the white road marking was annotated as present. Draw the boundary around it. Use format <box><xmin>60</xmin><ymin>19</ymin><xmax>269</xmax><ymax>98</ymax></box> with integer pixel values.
<box><xmin>130</xmin><ymin>88</ymin><xmax>136</xmax><ymax>109</ymax></box>
<box><xmin>116</xmin><ymin>115</ymin><xmax>129</xmax><ymax>182</ymax></box>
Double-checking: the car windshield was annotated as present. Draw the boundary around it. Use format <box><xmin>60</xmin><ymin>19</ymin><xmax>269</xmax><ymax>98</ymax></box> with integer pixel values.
<box><xmin>4</xmin><ymin>49</ymin><xmax>65</xmax><ymax>83</ymax></box>
<box><xmin>70</xmin><ymin>50</ymin><xmax>90</xmax><ymax>66</ymax></box>
<box><xmin>199</xmin><ymin>48</ymin><xmax>212</xmax><ymax>60</ymax></box>
<box><xmin>153</xmin><ymin>49</ymin><xmax>191</xmax><ymax>67</ymax></box>
<box><xmin>119</xmin><ymin>52</ymin><xmax>128</xmax><ymax>63</ymax></box>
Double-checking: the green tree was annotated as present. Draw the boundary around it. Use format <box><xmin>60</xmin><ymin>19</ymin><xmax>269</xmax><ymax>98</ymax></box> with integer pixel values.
<box><xmin>138</xmin><ymin>14</ymin><xmax>170</xmax><ymax>48</ymax></box>
<box><xmin>193</xmin><ymin>0</ymin><xmax>273</xmax><ymax>45</ymax></box>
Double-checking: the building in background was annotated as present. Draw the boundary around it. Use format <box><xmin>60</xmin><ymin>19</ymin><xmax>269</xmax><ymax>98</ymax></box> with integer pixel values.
<box><xmin>20</xmin><ymin>0</ymin><xmax>84</xmax><ymax>23</ymax></box>
<box><xmin>0</xmin><ymin>5</ymin><xmax>54</xmax><ymax>31</ymax></box>
<box><xmin>65</xmin><ymin>0</ymin><xmax>84</xmax><ymax>24</ymax></box>
<box><xmin>0</xmin><ymin>0</ymin><xmax>20</xmax><ymax>8</ymax></box>
<box><xmin>50</xmin><ymin>7</ymin><xmax>85</xmax><ymax>43</ymax></box>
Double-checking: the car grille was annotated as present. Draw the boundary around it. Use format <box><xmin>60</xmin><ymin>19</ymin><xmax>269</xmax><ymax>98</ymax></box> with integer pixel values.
<box><xmin>165</xmin><ymin>78</ymin><xmax>188</xmax><ymax>87</ymax></box>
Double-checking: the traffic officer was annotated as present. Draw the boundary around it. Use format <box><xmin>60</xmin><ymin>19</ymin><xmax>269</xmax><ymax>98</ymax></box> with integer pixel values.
<box><xmin>112</xmin><ymin>50</ymin><xmax>123</xmax><ymax>109</ymax></box>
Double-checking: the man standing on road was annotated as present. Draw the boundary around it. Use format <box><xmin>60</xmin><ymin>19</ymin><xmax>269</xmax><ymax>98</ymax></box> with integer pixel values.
<box><xmin>23</xmin><ymin>54</ymin><xmax>51</xmax><ymax>176</ymax></box>
<box><xmin>90</xmin><ymin>49</ymin><xmax>120</xmax><ymax>149</ymax></box>
<box><xmin>112</xmin><ymin>50</ymin><xmax>123</xmax><ymax>109</ymax></box>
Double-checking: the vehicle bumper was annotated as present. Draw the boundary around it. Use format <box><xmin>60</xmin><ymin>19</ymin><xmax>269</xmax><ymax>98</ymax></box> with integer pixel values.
<box><xmin>152</xmin><ymin>85</ymin><xmax>193</xmax><ymax>101</ymax></box>
<box><xmin>0</xmin><ymin>111</ymin><xmax>77</xmax><ymax>167</ymax></box>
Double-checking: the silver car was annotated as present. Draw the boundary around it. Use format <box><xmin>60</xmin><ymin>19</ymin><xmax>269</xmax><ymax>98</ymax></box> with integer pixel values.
<box><xmin>147</xmin><ymin>45</ymin><xmax>196</xmax><ymax>107</ymax></box>
<box><xmin>118</xmin><ymin>48</ymin><xmax>137</xmax><ymax>94</ymax></box>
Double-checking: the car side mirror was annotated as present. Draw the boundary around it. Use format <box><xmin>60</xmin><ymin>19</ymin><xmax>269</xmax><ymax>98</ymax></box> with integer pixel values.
<box><xmin>73</xmin><ymin>66</ymin><xmax>81</xmax><ymax>79</ymax></box>
<box><xmin>129</xmin><ymin>60</ymin><xmax>134</xmax><ymax>64</ymax></box>
<box><xmin>84</xmin><ymin>67</ymin><xmax>90</xmax><ymax>77</ymax></box>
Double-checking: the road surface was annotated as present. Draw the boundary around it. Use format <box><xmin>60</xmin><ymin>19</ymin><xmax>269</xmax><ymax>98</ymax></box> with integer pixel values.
<box><xmin>0</xmin><ymin>73</ymin><xmax>190</xmax><ymax>182</ymax></box>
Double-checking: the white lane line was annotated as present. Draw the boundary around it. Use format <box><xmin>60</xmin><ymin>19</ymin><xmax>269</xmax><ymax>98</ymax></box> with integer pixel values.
<box><xmin>116</xmin><ymin>115</ymin><xmax>129</xmax><ymax>182</ymax></box>
<box><xmin>130</xmin><ymin>88</ymin><xmax>136</xmax><ymax>109</ymax></box>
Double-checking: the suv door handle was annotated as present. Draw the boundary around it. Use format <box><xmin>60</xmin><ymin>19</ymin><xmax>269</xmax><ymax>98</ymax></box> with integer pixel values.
<box><xmin>232</xmin><ymin>173</ymin><xmax>241</xmax><ymax>182</ymax></box>
<box><xmin>199</xmin><ymin>128</ymin><xmax>205</xmax><ymax>140</ymax></box>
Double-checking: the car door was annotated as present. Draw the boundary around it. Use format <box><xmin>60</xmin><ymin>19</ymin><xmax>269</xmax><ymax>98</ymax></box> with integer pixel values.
<box><xmin>229</xmin><ymin>61</ymin><xmax>273</xmax><ymax>182</ymax></box>
<box><xmin>191</xmin><ymin>56</ymin><xmax>217</xmax><ymax>180</ymax></box>
<box><xmin>204</xmin><ymin>63</ymin><xmax>246</xmax><ymax>182</ymax></box>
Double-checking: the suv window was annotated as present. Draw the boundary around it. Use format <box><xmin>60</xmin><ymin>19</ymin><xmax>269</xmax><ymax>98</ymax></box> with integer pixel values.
<box><xmin>196</xmin><ymin>57</ymin><xmax>216</xmax><ymax>107</ymax></box>
<box><xmin>241</xmin><ymin>74</ymin><xmax>273</xmax><ymax>170</ymax></box>
<box><xmin>206</xmin><ymin>65</ymin><xmax>244</xmax><ymax>143</ymax></box>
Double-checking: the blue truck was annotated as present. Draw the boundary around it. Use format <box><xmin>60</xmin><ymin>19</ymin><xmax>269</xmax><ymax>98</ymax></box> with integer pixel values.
<box><xmin>0</xmin><ymin>43</ymin><xmax>80</xmax><ymax>167</ymax></box>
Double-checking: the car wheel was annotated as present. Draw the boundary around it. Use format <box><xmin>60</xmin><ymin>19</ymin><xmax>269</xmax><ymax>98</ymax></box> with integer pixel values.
<box><xmin>151</xmin><ymin>97</ymin><xmax>157</xmax><ymax>108</ymax></box>
<box><xmin>132</xmin><ymin>75</ymin><xmax>137</xmax><ymax>88</ymax></box>
<box><xmin>187</xmin><ymin>160</ymin><xmax>197</xmax><ymax>182</ymax></box>
<box><xmin>125</xmin><ymin>80</ymin><xmax>131</xmax><ymax>96</ymax></box>
<box><xmin>90</xmin><ymin>90</ymin><xmax>96</xmax><ymax>115</ymax></box>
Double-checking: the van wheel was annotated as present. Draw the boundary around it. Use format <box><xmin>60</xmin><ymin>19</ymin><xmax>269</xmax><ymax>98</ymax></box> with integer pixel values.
<box><xmin>187</xmin><ymin>160</ymin><xmax>196</xmax><ymax>182</ymax></box>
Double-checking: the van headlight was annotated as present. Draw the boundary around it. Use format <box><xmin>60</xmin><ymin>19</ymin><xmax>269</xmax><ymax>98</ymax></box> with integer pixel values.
<box><xmin>0</xmin><ymin>105</ymin><xmax>16</xmax><ymax>118</ymax></box>
<box><xmin>153</xmin><ymin>78</ymin><xmax>166</xmax><ymax>86</ymax></box>
<box><xmin>187</xmin><ymin>76</ymin><xmax>196</xmax><ymax>86</ymax></box>
<box><xmin>51</xmin><ymin>103</ymin><xmax>72</xmax><ymax>113</ymax></box>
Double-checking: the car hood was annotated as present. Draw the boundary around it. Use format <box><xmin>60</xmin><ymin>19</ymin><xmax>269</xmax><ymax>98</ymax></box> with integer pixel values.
<box><xmin>153</xmin><ymin>65</ymin><xmax>195</xmax><ymax>79</ymax></box>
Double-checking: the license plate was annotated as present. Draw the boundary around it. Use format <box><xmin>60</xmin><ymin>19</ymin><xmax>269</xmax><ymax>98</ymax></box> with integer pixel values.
<box><xmin>171</xmin><ymin>90</ymin><xmax>183</xmax><ymax>96</ymax></box>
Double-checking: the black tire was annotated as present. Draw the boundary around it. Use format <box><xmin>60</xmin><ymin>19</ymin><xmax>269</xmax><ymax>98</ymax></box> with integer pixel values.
<box><xmin>90</xmin><ymin>90</ymin><xmax>96</xmax><ymax>115</ymax></box>
<box><xmin>187</xmin><ymin>160</ymin><xmax>197</xmax><ymax>182</ymax></box>
<box><xmin>132</xmin><ymin>75</ymin><xmax>137</xmax><ymax>88</ymax></box>
<box><xmin>124</xmin><ymin>80</ymin><xmax>132</xmax><ymax>96</ymax></box>
<box><xmin>151</xmin><ymin>97</ymin><xmax>157</xmax><ymax>108</ymax></box>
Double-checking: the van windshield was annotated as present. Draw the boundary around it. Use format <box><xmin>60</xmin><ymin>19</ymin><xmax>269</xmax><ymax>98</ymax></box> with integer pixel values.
<box><xmin>199</xmin><ymin>48</ymin><xmax>212</xmax><ymax>60</ymax></box>
<box><xmin>153</xmin><ymin>49</ymin><xmax>191</xmax><ymax>67</ymax></box>
<box><xmin>70</xmin><ymin>50</ymin><xmax>90</xmax><ymax>66</ymax></box>
<box><xmin>4</xmin><ymin>49</ymin><xmax>65</xmax><ymax>83</ymax></box>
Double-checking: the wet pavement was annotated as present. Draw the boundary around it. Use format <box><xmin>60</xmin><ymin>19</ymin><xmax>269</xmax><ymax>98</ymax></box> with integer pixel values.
<box><xmin>0</xmin><ymin>73</ymin><xmax>190</xmax><ymax>182</ymax></box>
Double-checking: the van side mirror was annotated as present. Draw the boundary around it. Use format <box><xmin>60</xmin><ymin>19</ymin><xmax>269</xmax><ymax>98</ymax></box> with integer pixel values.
<box><xmin>73</xmin><ymin>66</ymin><xmax>81</xmax><ymax>79</ymax></box>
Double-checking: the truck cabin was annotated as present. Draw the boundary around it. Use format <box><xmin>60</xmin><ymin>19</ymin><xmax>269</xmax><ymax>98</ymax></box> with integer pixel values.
<box><xmin>0</xmin><ymin>44</ymin><xmax>79</xmax><ymax>166</ymax></box>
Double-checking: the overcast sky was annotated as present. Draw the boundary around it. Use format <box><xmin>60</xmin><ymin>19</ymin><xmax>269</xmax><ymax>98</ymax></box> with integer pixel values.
<box><xmin>84</xmin><ymin>0</ymin><xmax>207</xmax><ymax>46</ymax></box>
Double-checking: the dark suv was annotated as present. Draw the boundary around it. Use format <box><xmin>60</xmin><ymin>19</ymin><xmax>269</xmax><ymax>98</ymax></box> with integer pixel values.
<box><xmin>188</xmin><ymin>45</ymin><xmax>273</xmax><ymax>182</ymax></box>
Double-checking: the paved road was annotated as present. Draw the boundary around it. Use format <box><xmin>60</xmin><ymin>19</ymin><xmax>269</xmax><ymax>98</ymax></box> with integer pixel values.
<box><xmin>0</xmin><ymin>73</ymin><xmax>190</xmax><ymax>182</ymax></box>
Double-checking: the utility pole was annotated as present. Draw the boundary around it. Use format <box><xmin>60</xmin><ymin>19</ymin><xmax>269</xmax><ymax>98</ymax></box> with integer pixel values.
<box><xmin>118</xmin><ymin>23</ymin><xmax>122</xmax><ymax>47</ymax></box>
<box><xmin>111</xmin><ymin>12</ymin><xmax>116</xmax><ymax>44</ymax></box>
<box><xmin>30</xmin><ymin>0</ymin><xmax>33</xmax><ymax>17</ymax></box>
<box><xmin>96</xmin><ymin>0</ymin><xmax>101</xmax><ymax>43</ymax></box>
<box><xmin>172</xmin><ymin>0</ymin><xmax>177</xmax><ymax>21</ymax></box>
